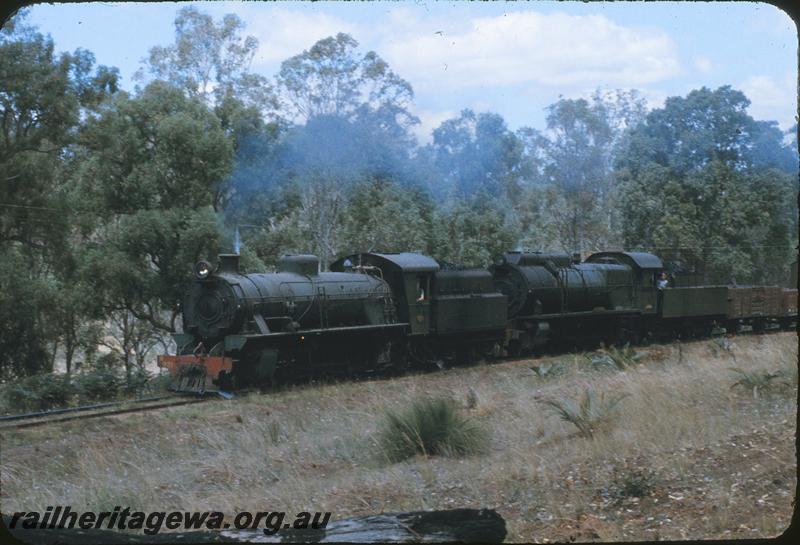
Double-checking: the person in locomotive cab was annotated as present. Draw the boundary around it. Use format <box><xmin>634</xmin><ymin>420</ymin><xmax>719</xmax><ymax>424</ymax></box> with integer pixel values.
<box><xmin>417</xmin><ymin>277</ymin><xmax>426</xmax><ymax>302</ymax></box>
<box><xmin>657</xmin><ymin>272</ymin><xmax>670</xmax><ymax>290</ymax></box>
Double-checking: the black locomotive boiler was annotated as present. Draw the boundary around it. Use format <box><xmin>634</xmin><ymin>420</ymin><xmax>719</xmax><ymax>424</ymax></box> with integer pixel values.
<box><xmin>492</xmin><ymin>251</ymin><xmax>661</xmax><ymax>352</ymax></box>
<box><xmin>160</xmin><ymin>253</ymin><xmax>406</xmax><ymax>391</ymax></box>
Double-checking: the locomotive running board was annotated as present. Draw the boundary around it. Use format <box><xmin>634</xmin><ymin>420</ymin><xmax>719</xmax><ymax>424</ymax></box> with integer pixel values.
<box><xmin>224</xmin><ymin>323</ymin><xmax>409</xmax><ymax>351</ymax></box>
<box><xmin>516</xmin><ymin>309</ymin><xmax>640</xmax><ymax>320</ymax></box>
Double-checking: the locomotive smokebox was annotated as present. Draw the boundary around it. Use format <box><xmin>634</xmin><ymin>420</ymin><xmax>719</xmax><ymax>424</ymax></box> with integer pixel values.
<box><xmin>278</xmin><ymin>254</ymin><xmax>320</xmax><ymax>276</ymax></box>
<box><xmin>218</xmin><ymin>254</ymin><xmax>240</xmax><ymax>274</ymax></box>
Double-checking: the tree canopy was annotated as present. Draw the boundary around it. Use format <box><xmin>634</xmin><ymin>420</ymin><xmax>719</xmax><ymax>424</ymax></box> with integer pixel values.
<box><xmin>1</xmin><ymin>14</ymin><xmax>120</xmax><ymax>378</ymax></box>
<box><xmin>615</xmin><ymin>86</ymin><xmax>797</xmax><ymax>284</ymax></box>
<box><xmin>276</xmin><ymin>32</ymin><xmax>417</xmax><ymax>129</ymax></box>
<box><xmin>616</xmin><ymin>86</ymin><xmax>795</xmax><ymax>176</ymax></box>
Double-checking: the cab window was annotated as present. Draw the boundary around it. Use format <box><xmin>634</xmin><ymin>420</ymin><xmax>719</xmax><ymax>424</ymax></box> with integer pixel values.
<box><xmin>416</xmin><ymin>275</ymin><xmax>429</xmax><ymax>302</ymax></box>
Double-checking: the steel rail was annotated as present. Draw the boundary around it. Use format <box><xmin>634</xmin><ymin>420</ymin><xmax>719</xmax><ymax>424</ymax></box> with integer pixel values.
<box><xmin>0</xmin><ymin>395</ymin><xmax>179</xmax><ymax>422</ymax></box>
<box><xmin>0</xmin><ymin>397</ymin><xmax>212</xmax><ymax>431</ymax></box>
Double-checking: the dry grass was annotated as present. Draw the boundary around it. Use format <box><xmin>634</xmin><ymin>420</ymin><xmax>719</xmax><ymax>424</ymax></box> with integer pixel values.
<box><xmin>1</xmin><ymin>332</ymin><xmax>796</xmax><ymax>541</ymax></box>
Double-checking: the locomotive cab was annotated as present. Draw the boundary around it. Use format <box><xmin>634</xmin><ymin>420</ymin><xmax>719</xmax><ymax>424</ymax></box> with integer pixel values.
<box><xmin>331</xmin><ymin>252</ymin><xmax>508</xmax><ymax>363</ymax></box>
<box><xmin>331</xmin><ymin>252</ymin><xmax>439</xmax><ymax>335</ymax></box>
<box><xmin>584</xmin><ymin>251</ymin><xmax>664</xmax><ymax>314</ymax></box>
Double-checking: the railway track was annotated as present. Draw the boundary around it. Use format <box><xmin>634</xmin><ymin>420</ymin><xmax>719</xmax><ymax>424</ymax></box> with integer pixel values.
<box><xmin>0</xmin><ymin>394</ymin><xmax>215</xmax><ymax>431</ymax></box>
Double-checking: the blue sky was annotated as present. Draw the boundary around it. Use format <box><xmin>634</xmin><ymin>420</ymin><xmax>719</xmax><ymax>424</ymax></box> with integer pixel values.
<box><xmin>19</xmin><ymin>1</ymin><xmax>797</xmax><ymax>142</ymax></box>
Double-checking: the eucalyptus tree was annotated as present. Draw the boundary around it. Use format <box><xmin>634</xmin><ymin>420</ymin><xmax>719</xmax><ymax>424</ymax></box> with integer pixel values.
<box><xmin>615</xmin><ymin>86</ymin><xmax>796</xmax><ymax>283</ymax></box>
<box><xmin>426</xmin><ymin>109</ymin><xmax>529</xmax><ymax>202</ymax></box>
<box><xmin>0</xmin><ymin>11</ymin><xmax>118</xmax><ymax>377</ymax></box>
<box><xmin>340</xmin><ymin>178</ymin><xmax>436</xmax><ymax>255</ymax></box>
<box><xmin>432</xmin><ymin>194</ymin><xmax>519</xmax><ymax>268</ymax></box>
<box><xmin>530</xmin><ymin>90</ymin><xmax>647</xmax><ymax>253</ymax></box>
<box><xmin>276</xmin><ymin>32</ymin><xmax>417</xmax><ymax>128</ymax></box>
<box><xmin>75</xmin><ymin>81</ymin><xmax>231</xmax><ymax>349</ymax></box>
<box><xmin>137</xmin><ymin>6</ymin><xmax>278</xmax><ymax>120</ymax></box>
<box><xmin>616</xmin><ymin>86</ymin><xmax>794</xmax><ymax>176</ymax></box>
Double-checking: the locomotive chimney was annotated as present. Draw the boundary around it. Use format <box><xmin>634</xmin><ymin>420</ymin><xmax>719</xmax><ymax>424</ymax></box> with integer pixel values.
<box><xmin>218</xmin><ymin>254</ymin><xmax>240</xmax><ymax>274</ymax></box>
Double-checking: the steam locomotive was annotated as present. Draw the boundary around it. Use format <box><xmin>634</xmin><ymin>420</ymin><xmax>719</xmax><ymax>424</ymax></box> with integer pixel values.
<box><xmin>158</xmin><ymin>250</ymin><xmax>797</xmax><ymax>393</ymax></box>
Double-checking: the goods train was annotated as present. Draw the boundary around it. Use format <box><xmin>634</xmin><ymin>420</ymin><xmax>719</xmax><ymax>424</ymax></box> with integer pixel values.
<box><xmin>158</xmin><ymin>250</ymin><xmax>797</xmax><ymax>393</ymax></box>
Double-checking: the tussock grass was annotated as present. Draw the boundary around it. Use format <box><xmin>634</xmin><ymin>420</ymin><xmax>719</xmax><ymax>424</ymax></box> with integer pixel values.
<box><xmin>589</xmin><ymin>343</ymin><xmax>644</xmax><ymax>370</ymax></box>
<box><xmin>729</xmin><ymin>368</ymin><xmax>783</xmax><ymax>398</ymax></box>
<box><xmin>541</xmin><ymin>388</ymin><xmax>628</xmax><ymax>438</ymax></box>
<box><xmin>377</xmin><ymin>397</ymin><xmax>487</xmax><ymax>462</ymax></box>
<box><xmin>530</xmin><ymin>361</ymin><xmax>566</xmax><ymax>378</ymax></box>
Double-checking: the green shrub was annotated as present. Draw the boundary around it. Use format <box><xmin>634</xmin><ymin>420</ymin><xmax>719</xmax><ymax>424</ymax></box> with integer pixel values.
<box><xmin>729</xmin><ymin>368</ymin><xmax>783</xmax><ymax>399</ymax></box>
<box><xmin>141</xmin><ymin>373</ymin><xmax>173</xmax><ymax>395</ymax></box>
<box><xmin>611</xmin><ymin>466</ymin><xmax>655</xmax><ymax>500</ymax></box>
<box><xmin>0</xmin><ymin>374</ymin><xmax>77</xmax><ymax>413</ymax></box>
<box><xmin>1</xmin><ymin>381</ymin><xmax>38</xmax><ymax>413</ymax></box>
<box><xmin>75</xmin><ymin>367</ymin><xmax>121</xmax><ymax>403</ymax></box>
<box><xmin>542</xmin><ymin>387</ymin><xmax>628</xmax><ymax>438</ymax></box>
<box><xmin>377</xmin><ymin>397</ymin><xmax>487</xmax><ymax>462</ymax></box>
<box><xmin>710</xmin><ymin>336</ymin><xmax>735</xmax><ymax>355</ymax></box>
<box><xmin>93</xmin><ymin>352</ymin><xmax>121</xmax><ymax>371</ymax></box>
<box><xmin>33</xmin><ymin>374</ymin><xmax>76</xmax><ymax>410</ymax></box>
<box><xmin>268</xmin><ymin>420</ymin><xmax>281</xmax><ymax>444</ymax></box>
<box><xmin>121</xmin><ymin>367</ymin><xmax>161</xmax><ymax>398</ymax></box>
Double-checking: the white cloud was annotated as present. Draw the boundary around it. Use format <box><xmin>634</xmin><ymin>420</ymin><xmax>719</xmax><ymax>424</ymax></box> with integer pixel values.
<box><xmin>247</xmin><ymin>9</ymin><xmax>359</xmax><ymax>69</ymax></box>
<box><xmin>236</xmin><ymin>6</ymin><xmax>685</xmax><ymax>131</ymax></box>
<box><xmin>379</xmin><ymin>11</ymin><xmax>681</xmax><ymax>92</ymax></box>
<box><xmin>232</xmin><ymin>5</ymin><xmax>796</xmax><ymax>135</ymax></box>
<box><xmin>741</xmin><ymin>72</ymin><xmax>797</xmax><ymax>128</ymax></box>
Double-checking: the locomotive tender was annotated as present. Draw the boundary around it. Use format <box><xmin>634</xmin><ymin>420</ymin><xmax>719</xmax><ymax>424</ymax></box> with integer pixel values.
<box><xmin>159</xmin><ymin>249</ymin><xmax>797</xmax><ymax>393</ymax></box>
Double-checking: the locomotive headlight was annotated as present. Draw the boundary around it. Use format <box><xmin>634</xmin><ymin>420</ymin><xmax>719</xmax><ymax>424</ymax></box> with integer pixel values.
<box><xmin>195</xmin><ymin>260</ymin><xmax>212</xmax><ymax>279</ymax></box>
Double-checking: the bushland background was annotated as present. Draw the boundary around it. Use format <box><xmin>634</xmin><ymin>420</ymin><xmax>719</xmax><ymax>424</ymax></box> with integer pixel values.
<box><xmin>1</xmin><ymin>7</ymin><xmax>797</xmax><ymax>385</ymax></box>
